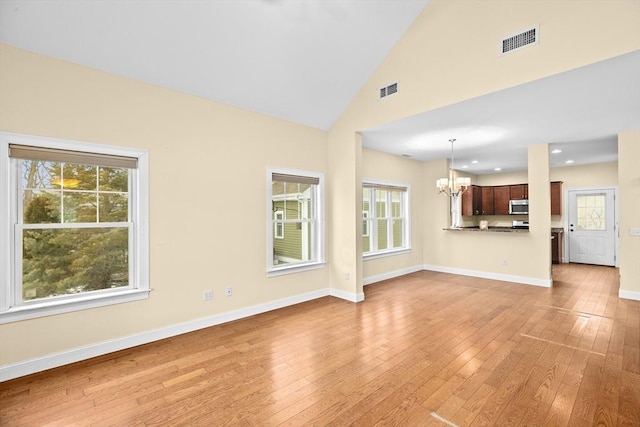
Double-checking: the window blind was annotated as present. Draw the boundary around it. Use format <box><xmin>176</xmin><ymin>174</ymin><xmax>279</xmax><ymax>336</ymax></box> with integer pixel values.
<box><xmin>272</xmin><ymin>173</ymin><xmax>319</xmax><ymax>186</ymax></box>
<box><xmin>9</xmin><ymin>144</ymin><xmax>138</xmax><ymax>169</ymax></box>
<box><xmin>363</xmin><ymin>182</ymin><xmax>407</xmax><ymax>192</ymax></box>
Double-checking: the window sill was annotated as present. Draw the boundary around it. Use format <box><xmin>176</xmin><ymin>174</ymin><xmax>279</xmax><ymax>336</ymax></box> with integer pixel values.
<box><xmin>363</xmin><ymin>248</ymin><xmax>411</xmax><ymax>261</ymax></box>
<box><xmin>267</xmin><ymin>261</ymin><xmax>326</xmax><ymax>278</ymax></box>
<box><xmin>0</xmin><ymin>289</ymin><xmax>150</xmax><ymax>324</ymax></box>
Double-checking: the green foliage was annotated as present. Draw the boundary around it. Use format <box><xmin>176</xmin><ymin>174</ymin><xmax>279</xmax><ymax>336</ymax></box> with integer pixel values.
<box><xmin>20</xmin><ymin>160</ymin><xmax>130</xmax><ymax>301</ymax></box>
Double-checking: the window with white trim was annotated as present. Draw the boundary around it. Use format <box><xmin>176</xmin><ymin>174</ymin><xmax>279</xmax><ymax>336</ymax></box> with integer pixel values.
<box><xmin>362</xmin><ymin>182</ymin><xmax>409</xmax><ymax>256</ymax></box>
<box><xmin>0</xmin><ymin>133</ymin><xmax>149</xmax><ymax>323</ymax></box>
<box><xmin>274</xmin><ymin>210</ymin><xmax>284</xmax><ymax>239</ymax></box>
<box><xmin>268</xmin><ymin>169</ymin><xmax>324</xmax><ymax>274</ymax></box>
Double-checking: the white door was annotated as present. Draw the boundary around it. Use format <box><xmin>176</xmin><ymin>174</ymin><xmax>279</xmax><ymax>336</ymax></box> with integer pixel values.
<box><xmin>568</xmin><ymin>188</ymin><xmax>616</xmax><ymax>266</ymax></box>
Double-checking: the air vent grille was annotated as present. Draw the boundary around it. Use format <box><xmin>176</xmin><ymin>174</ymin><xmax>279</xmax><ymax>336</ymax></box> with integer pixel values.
<box><xmin>379</xmin><ymin>82</ymin><xmax>398</xmax><ymax>99</ymax></box>
<box><xmin>500</xmin><ymin>26</ymin><xmax>538</xmax><ymax>55</ymax></box>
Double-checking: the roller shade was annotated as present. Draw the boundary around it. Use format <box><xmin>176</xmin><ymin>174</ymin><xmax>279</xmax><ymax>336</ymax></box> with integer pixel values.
<box><xmin>9</xmin><ymin>144</ymin><xmax>138</xmax><ymax>169</ymax></box>
<box><xmin>272</xmin><ymin>173</ymin><xmax>319</xmax><ymax>186</ymax></box>
<box><xmin>363</xmin><ymin>182</ymin><xmax>407</xmax><ymax>192</ymax></box>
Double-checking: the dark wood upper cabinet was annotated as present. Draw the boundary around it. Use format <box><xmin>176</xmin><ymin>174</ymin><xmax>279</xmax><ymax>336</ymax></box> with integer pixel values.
<box><xmin>493</xmin><ymin>186</ymin><xmax>511</xmax><ymax>215</ymax></box>
<box><xmin>473</xmin><ymin>185</ymin><xmax>482</xmax><ymax>215</ymax></box>
<box><xmin>481</xmin><ymin>186</ymin><xmax>494</xmax><ymax>215</ymax></box>
<box><xmin>551</xmin><ymin>181</ymin><xmax>563</xmax><ymax>215</ymax></box>
<box><xmin>510</xmin><ymin>184</ymin><xmax>528</xmax><ymax>200</ymax></box>
<box><xmin>461</xmin><ymin>185</ymin><xmax>482</xmax><ymax>216</ymax></box>
<box><xmin>462</xmin><ymin>182</ymin><xmax>562</xmax><ymax>216</ymax></box>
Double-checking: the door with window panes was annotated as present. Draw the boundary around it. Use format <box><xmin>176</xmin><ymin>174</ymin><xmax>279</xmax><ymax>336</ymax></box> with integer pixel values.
<box><xmin>568</xmin><ymin>188</ymin><xmax>616</xmax><ymax>266</ymax></box>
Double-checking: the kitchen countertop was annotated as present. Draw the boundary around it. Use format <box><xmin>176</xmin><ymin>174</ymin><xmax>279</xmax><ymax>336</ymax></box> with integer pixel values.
<box><xmin>444</xmin><ymin>226</ymin><xmax>529</xmax><ymax>233</ymax></box>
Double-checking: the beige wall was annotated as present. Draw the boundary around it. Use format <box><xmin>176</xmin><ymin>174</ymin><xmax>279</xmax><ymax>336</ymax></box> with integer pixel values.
<box><xmin>335</xmin><ymin>0</ymin><xmax>640</xmax><ymax>288</ymax></box>
<box><xmin>362</xmin><ymin>149</ymin><xmax>424</xmax><ymax>280</ymax></box>
<box><xmin>550</xmin><ymin>161</ymin><xmax>619</xmax><ymax>228</ymax></box>
<box><xmin>2</xmin><ymin>0</ymin><xmax>639</xmax><ymax>375</ymax></box>
<box><xmin>618</xmin><ymin>131</ymin><xmax>640</xmax><ymax>297</ymax></box>
<box><xmin>0</xmin><ymin>45</ymin><xmax>330</xmax><ymax>366</ymax></box>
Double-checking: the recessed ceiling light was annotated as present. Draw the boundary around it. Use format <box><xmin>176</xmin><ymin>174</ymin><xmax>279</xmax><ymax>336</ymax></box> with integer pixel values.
<box><xmin>461</xmin><ymin>165</ymin><xmax>468</xmax><ymax>169</ymax></box>
<box><xmin>494</xmin><ymin>167</ymin><xmax>502</xmax><ymax>171</ymax></box>
<box><xmin>471</xmin><ymin>160</ymin><xmax>479</xmax><ymax>164</ymax></box>
<box><xmin>566</xmin><ymin>160</ymin><xmax>574</xmax><ymax>164</ymax></box>
<box><xmin>551</xmin><ymin>149</ymin><xmax>562</xmax><ymax>154</ymax></box>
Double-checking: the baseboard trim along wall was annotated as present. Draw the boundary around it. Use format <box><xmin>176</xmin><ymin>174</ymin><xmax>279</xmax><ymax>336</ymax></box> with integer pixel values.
<box><xmin>330</xmin><ymin>288</ymin><xmax>365</xmax><ymax>302</ymax></box>
<box><xmin>0</xmin><ymin>288</ymin><xmax>334</xmax><ymax>382</ymax></box>
<box><xmin>422</xmin><ymin>264</ymin><xmax>553</xmax><ymax>288</ymax></box>
<box><xmin>619</xmin><ymin>289</ymin><xmax>640</xmax><ymax>301</ymax></box>
<box><xmin>363</xmin><ymin>265</ymin><xmax>424</xmax><ymax>286</ymax></box>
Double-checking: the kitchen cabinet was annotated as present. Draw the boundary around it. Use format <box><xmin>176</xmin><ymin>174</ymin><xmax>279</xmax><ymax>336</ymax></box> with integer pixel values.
<box><xmin>551</xmin><ymin>230</ymin><xmax>563</xmax><ymax>264</ymax></box>
<box><xmin>481</xmin><ymin>186</ymin><xmax>494</xmax><ymax>215</ymax></box>
<box><xmin>493</xmin><ymin>186</ymin><xmax>510</xmax><ymax>215</ymax></box>
<box><xmin>510</xmin><ymin>184</ymin><xmax>528</xmax><ymax>200</ymax></box>
<box><xmin>551</xmin><ymin>181</ymin><xmax>563</xmax><ymax>215</ymax></box>
<box><xmin>465</xmin><ymin>182</ymin><xmax>561</xmax><ymax>216</ymax></box>
<box><xmin>462</xmin><ymin>185</ymin><xmax>482</xmax><ymax>216</ymax></box>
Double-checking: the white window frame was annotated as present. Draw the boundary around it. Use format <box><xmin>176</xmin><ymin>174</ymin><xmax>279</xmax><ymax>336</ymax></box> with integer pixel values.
<box><xmin>362</xmin><ymin>180</ymin><xmax>410</xmax><ymax>259</ymax></box>
<box><xmin>0</xmin><ymin>132</ymin><xmax>150</xmax><ymax>324</ymax></box>
<box><xmin>267</xmin><ymin>167</ymin><xmax>325</xmax><ymax>276</ymax></box>
<box><xmin>362</xmin><ymin>210</ymin><xmax>370</xmax><ymax>237</ymax></box>
<box><xmin>274</xmin><ymin>210</ymin><xmax>284</xmax><ymax>239</ymax></box>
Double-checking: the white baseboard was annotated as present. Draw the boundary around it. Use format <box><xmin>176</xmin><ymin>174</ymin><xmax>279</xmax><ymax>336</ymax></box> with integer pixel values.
<box><xmin>330</xmin><ymin>288</ymin><xmax>365</xmax><ymax>302</ymax></box>
<box><xmin>0</xmin><ymin>288</ymin><xmax>331</xmax><ymax>382</ymax></box>
<box><xmin>619</xmin><ymin>289</ymin><xmax>640</xmax><ymax>301</ymax></box>
<box><xmin>422</xmin><ymin>264</ymin><xmax>553</xmax><ymax>288</ymax></box>
<box><xmin>364</xmin><ymin>265</ymin><xmax>424</xmax><ymax>286</ymax></box>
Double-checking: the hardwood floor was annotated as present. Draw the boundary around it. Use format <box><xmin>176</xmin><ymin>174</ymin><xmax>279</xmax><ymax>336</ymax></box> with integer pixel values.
<box><xmin>1</xmin><ymin>264</ymin><xmax>639</xmax><ymax>426</ymax></box>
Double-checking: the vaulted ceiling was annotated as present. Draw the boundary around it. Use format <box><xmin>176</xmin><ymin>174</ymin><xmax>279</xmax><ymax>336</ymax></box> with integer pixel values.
<box><xmin>1</xmin><ymin>0</ymin><xmax>638</xmax><ymax>173</ymax></box>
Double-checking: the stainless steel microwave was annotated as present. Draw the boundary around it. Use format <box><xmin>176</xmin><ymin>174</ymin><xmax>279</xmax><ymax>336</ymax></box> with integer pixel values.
<box><xmin>509</xmin><ymin>199</ymin><xmax>529</xmax><ymax>215</ymax></box>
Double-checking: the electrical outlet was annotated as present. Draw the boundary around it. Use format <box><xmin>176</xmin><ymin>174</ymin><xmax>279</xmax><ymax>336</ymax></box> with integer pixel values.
<box><xmin>225</xmin><ymin>286</ymin><xmax>233</xmax><ymax>297</ymax></box>
<box><xmin>203</xmin><ymin>290</ymin><xmax>213</xmax><ymax>301</ymax></box>
<box><xmin>344</xmin><ymin>272</ymin><xmax>350</xmax><ymax>280</ymax></box>
<box><xmin>502</xmin><ymin>258</ymin><xmax>508</xmax><ymax>266</ymax></box>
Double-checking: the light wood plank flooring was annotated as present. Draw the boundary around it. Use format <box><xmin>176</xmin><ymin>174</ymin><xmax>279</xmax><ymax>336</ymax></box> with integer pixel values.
<box><xmin>1</xmin><ymin>264</ymin><xmax>639</xmax><ymax>426</ymax></box>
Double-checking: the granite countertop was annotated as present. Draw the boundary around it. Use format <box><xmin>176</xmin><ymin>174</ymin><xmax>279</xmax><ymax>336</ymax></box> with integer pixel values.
<box><xmin>444</xmin><ymin>226</ymin><xmax>529</xmax><ymax>233</ymax></box>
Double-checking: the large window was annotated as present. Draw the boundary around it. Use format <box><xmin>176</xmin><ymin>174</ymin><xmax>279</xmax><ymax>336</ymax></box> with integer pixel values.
<box><xmin>362</xmin><ymin>181</ymin><xmax>409</xmax><ymax>257</ymax></box>
<box><xmin>267</xmin><ymin>169</ymin><xmax>324</xmax><ymax>275</ymax></box>
<box><xmin>0</xmin><ymin>133</ymin><xmax>149</xmax><ymax>323</ymax></box>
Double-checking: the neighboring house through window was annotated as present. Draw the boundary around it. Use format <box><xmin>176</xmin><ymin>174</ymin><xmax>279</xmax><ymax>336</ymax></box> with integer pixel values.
<box><xmin>274</xmin><ymin>210</ymin><xmax>284</xmax><ymax>239</ymax></box>
<box><xmin>0</xmin><ymin>133</ymin><xmax>149</xmax><ymax>323</ymax></box>
<box><xmin>362</xmin><ymin>181</ymin><xmax>410</xmax><ymax>257</ymax></box>
<box><xmin>268</xmin><ymin>168</ymin><xmax>324</xmax><ymax>274</ymax></box>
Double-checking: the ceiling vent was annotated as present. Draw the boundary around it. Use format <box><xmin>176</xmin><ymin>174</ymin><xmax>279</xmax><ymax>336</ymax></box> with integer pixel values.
<box><xmin>380</xmin><ymin>82</ymin><xmax>398</xmax><ymax>99</ymax></box>
<box><xmin>500</xmin><ymin>26</ymin><xmax>539</xmax><ymax>55</ymax></box>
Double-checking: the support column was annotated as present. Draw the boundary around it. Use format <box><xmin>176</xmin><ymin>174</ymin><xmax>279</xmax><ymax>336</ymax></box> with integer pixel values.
<box><xmin>327</xmin><ymin>128</ymin><xmax>363</xmax><ymax>302</ymax></box>
<box><xmin>528</xmin><ymin>143</ymin><xmax>552</xmax><ymax>283</ymax></box>
<box><xmin>618</xmin><ymin>130</ymin><xmax>640</xmax><ymax>300</ymax></box>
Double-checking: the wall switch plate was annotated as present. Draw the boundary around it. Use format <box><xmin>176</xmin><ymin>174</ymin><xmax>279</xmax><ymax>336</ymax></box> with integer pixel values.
<box><xmin>225</xmin><ymin>287</ymin><xmax>233</xmax><ymax>297</ymax></box>
<box><xmin>203</xmin><ymin>290</ymin><xmax>213</xmax><ymax>301</ymax></box>
<box><xmin>630</xmin><ymin>228</ymin><xmax>640</xmax><ymax>237</ymax></box>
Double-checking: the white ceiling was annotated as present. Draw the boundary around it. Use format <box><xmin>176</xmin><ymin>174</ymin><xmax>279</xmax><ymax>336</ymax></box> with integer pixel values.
<box><xmin>0</xmin><ymin>0</ymin><xmax>429</xmax><ymax>131</ymax></box>
<box><xmin>1</xmin><ymin>1</ymin><xmax>638</xmax><ymax>173</ymax></box>
<box><xmin>362</xmin><ymin>50</ymin><xmax>640</xmax><ymax>174</ymax></box>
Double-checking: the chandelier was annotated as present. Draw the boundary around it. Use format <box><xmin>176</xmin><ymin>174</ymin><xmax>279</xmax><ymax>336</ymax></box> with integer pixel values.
<box><xmin>436</xmin><ymin>139</ymin><xmax>470</xmax><ymax>196</ymax></box>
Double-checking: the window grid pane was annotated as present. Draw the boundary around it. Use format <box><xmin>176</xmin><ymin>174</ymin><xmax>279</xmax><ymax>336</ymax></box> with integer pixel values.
<box><xmin>576</xmin><ymin>194</ymin><xmax>606</xmax><ymax>230</ymax></box>
<box><xmin>17</xmin><ymin>158</ymin><xmax>133</xmax><ymax>304</ymax></box>
<box><xmin>271</xmin><ymin>175</ymin><xmax>319</xmax><ymax>268</ymax></box>
<box><xmin>363</xmin><ymin>185</ymin><xmax>408</xmax><ymax>255</ymax></box>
